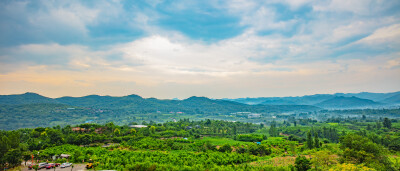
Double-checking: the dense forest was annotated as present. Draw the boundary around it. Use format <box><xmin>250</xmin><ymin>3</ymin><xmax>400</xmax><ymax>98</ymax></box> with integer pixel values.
<box><xmin>1</xmin><ymin>93</ymin><xmax>400</xmax><ymax>130</ymax></box>
<box><xmin>1</xmin><ymin>116</ymin><xmax>399</xmax><ymax>170</ymax></box>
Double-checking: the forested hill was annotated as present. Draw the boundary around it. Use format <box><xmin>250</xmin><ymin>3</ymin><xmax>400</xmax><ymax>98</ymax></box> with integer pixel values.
<box><xmin>0</xmin><ymin>93</ymin><xmax>322</xmax><ymax>130</ymax></box>
<box><xmin>0</xmin><ymin>92</ymin><xmax>59</xmax><ymax>104</ymax></box>
<box><xmin>380</xmin><ymin>93</ymin><xmax>400</xmax><ymax>104</ymax></box>
<box><xmin>0</xmin><ymin>92</ymin><xmax>320</xmax><ymax>113</ymax></box>
<box><xmin>314</xmin><ymin>96</ymin><xmax>381</xmax><ymax>109</ymax></box>
<box><xmin>225</xmin><ymin>91</ymin><xmax>400</xmax><ymax>108</ymax></box>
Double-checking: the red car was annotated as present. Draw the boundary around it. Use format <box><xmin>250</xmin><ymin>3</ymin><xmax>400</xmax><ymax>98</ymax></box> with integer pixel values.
<box><xmin>55</xmin><ymin>163</ymin><xmax>61</xmax><ymax>167</ymax></box>
<box><xmin>28</xmin><ymin>164</ymin><xmax>35</xmax><ymax>170</ymax></box>
<box><xmin>45</xmin><ymin>163</ymin><xmax>55</xmax><ymax>169</ymax></box>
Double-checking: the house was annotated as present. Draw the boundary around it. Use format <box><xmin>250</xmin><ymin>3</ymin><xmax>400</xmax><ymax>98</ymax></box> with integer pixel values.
<box><xmin>60</xmin><ymin>154</ymin><xmax>70</xmax><ymax>158</ymax></box>
<box><xmin>248</xmin><ymin>113</ymin><xmax>261</xmax><ymax>118</ymax></box>
<box><xmin>85</xmin><ymin>120</ymin><xmax>94</xmax><ymax>124</ymax></box>
<box><xmin>95</xmin><ymin>127</ymin><xmax>105</xmax><ymax>134</ymax></box>
<box><xmin>129</xmin><ymin>125</ymin><xmax>148</xmax><ymax>128</ymax></box>
<box><xmin>71</xmin><ymin>127</ymin><xmax>87</xmax><ymax>132</ymax></box>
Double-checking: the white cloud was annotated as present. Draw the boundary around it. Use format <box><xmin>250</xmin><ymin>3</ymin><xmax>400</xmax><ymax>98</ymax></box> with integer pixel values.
<box><xmin>1</xmin><ymin>0</ymin><xmax>400</xmax><ymax>98</ymax></box>
<box><xmin>357</xmin><ymin>24</ymin><xmax>400</xmax><ymax>45</ymax></box>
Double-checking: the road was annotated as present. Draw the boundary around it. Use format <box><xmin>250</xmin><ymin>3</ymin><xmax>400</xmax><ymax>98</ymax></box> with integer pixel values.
<box><xmin>20</xmin><ymin>164</ymin><xmax>87</xmax><ymax>171</ymax></box>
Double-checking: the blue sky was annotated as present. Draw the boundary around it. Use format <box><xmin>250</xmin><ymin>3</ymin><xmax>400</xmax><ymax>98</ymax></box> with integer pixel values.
<box><xmin>0</xmin><ymin>0</ymin><xmax>399</xmax><ymax>98</ymax></box>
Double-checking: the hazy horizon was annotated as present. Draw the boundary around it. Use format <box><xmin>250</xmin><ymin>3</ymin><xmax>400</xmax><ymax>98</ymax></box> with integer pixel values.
<box><xmin>1</xmin><ymin>90</ymin><xmax>399</xmax><ymax>100</ymax></box>
<box><xmin>1</xmin><ymin>1</ymin><xmax>399</xmax><ymax>99</ymax></box>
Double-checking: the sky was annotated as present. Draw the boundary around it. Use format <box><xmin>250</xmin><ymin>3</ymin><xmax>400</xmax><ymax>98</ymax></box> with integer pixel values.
<box><xmin>0</xmin><ymin>0</ymin><xmax>399</xmax><ymax>99</ymax></box>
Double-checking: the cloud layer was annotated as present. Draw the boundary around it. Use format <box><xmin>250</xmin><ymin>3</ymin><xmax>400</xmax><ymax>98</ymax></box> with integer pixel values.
<box><xmin>0</xmin><ymin>0</ymin><xmax>399</xmax><ymax>98</ymax></box>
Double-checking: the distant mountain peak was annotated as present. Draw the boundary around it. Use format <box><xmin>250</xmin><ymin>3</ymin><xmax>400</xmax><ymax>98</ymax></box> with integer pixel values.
<box><xmin>126</xmin><ymin>94</ymin><xmax>143</xmax><ymax>99</ymax></box>
<box><xmin>184</xmin><ymin>96</ymin><xmax>211</xmax><ymax>101</ymax></box>
<box><xmin>315</xmin><ymin>96</ymin><xmax>380</xmax><ymax>109</ymax></box>
<box><xmin>0</xmin><ymin>92</ymin><xmax>57</xmax><ymax>105</ymax></box>
<box><xmin>22</xmin><ymin>92</ymin><xmax>44</xmax><ymax>97</ymax></box>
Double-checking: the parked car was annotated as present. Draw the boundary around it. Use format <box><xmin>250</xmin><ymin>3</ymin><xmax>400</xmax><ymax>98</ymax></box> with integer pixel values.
<box><xmin>55</xmin><ymin>163</ymin><xmax>61</xmax><ymax>167</ymax></box>
<box><xmin>60</xmin><ymin>163</ymin><xmax>72</xmax><ymax>168</ymax></box>
<box><xmin>28</xmin><ymin>164</ymin><xmax>35</xmax><ymax>170</ymax></box>
<box><xmin>38</xmin><ymin>163</ymin><xmax>48</xmax><ymax>169</ymax></box>
<box><xmin>46</xmin><ymin>163</ymin><xmax>55</xmax><ymax>169</ymax></box>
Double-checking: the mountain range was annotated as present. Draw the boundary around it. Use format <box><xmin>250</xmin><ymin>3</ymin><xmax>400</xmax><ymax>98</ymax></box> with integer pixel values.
<box><xmin>0</xmin><ymin>92</ymin><xmax>320</xmax><ymax>114</ymax></box>
<box><xmin>0</xmin><ymin>91</ymin><xmax>399</xmax><ymax>111</ymax></box>
<box><xmin>0</xmin><ymin>92</ymin><xmax>399</xmax><ymax>130</ymax></box>
<box><xmin>225</xmin><ymin>91</ymin><xmax>400</xmax><ymax>109</ymax></box>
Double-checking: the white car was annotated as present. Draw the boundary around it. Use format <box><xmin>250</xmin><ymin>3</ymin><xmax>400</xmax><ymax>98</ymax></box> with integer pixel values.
<box><xmin>38</xmin><ymin>163</ymin><xmax>48</xmax><ymax>169</ymax></box>
<box><xmin>60</xmin><ymin>163</ymin><xmax>72</xmax><ymax>168</ymax></box>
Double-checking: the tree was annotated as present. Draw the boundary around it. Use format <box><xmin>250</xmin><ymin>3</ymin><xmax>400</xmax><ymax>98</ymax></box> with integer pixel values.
<box><xmin>367</xmin><ymin>124</ymin><xmax>371</xmax><ymax>130</ymax></box>
<box><xmin>5</xmin><ymin>148</ymin><xmax>22</xmax><ymax>167</ymax></box>
<box><xmin>376</xmin><ymin>121</ymin><xmax>382</xmax><ymax>129</ymax></box>
<box><xmin>339</xmin><ymin>133</ymin><xmax>392</xmax><ymax>170</ymax></box>
<box><xmin>219</xmin><ymin>144</ymin><xmax>232</xmax><ymax>153</ymax></box>
<box><xmin>130</xmin><ymin>129</ymin><xmax>137</xmax><ymax>135</ymax></box>
<box><xmin>295</xmin><ymin>156</ymin><xmax>311</xmax><ymax>171</ymax></box>
<box><xmin>0</xmin><ymin>135</ymin><xmax>9</xmax><ymax>169</ymax></box>
<box><xmin>314</xmin><ymin>132</ymin><xmax>320</xmax><ymax>148</ymax></box>
<box><xmin>269</xmin><ymin>123</ymin><xmax>277</xmax><ymax>137</ymax></box>
<box><xmin>311</xmin><ymin>151</ymin><xmax>336</xmax><ymax>170</ymax></box>
<box><xmin>23</xmin><ymin>151</ymin><xmax>31</xmax><ymax>165</ymax></box>
<box><xmin>150</xmin><ymin>126</ymin><xmax>156</xmax><ymax>134</ymax></box>
<box><xmin>46</xmin><ymin>128</ymin><xmax>64</xmax><ymax>146</ymax></box>
<box><xmin>205</xmin><ymin>119</ymin><xmax>211</xmax><ymax>126</ymax></box>
<box><xmin>248</xmin><ymin>144</ymin><xmax>271</xmax><ymax>156</ymax></box>
<box><xmin>383</xmin><ymin>118</ymin><xmax>391</xmax><ymax>129</ymax></box>
<box><xmin>78</xmin><ymin>134</ymin><xmax>92</xmax><ymax>146</ymax></box>
<box><xmin>307</xmin><ymin>131</ymin><xmax>313</xmax><ymax>149</ymax></box>
<box><xmin>114</xmin><ymin>128</ymin><xmax>121</xmax><ymax>136</ymax></box>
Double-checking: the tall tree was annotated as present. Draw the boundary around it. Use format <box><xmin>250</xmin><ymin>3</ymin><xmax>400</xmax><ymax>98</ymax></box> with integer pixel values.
<box><xmin>269</xmin><ymin>122</ymin><xmax>277</xmax><ymax>137</ymax></box>
<box><xmin>307</xmin><ymin>131</ymin><xmax>313</xmax><ymax>149</ymax></box>
<box><xmin>383</xmin><ymin>118</ymin><xmax>392</xmax><ymax>129</ymax></box>
<box><xmin>314</xmin><ymin>132</ymin><xmax>320</xmax><ymax>148</ymax></box>
<box><xmin>376</xmin><ymin>121</ymin><xmax>382</xmax><ymax>129</ymax></box>
<box><xmin>295</xmin><ymin>156</ymin><xmax>311</xmax><ymax>171</ymax></box>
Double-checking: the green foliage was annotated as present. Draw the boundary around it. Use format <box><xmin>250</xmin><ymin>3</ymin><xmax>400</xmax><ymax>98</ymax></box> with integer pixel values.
<box><xmin>339</xmin><ymin>133</ymin><xmax>392</xmax><ymax>170</ymax></box>
<box><xmin>269</xmin><ymin>122</ymin><xmax>279</xmax><ymax>137</ymax></box>
<box><xmin>41</xmin><ymin>144</ymin><xmax>257</xmax><ymax>170</ymax></box>
<box><xmin>307</xmin><ymin>131</ymin><xmax>313</xmax><ymax>149</ymax></box>
<box><xmin>0</xmin><ymin>93</ymin><xmax>322</xmax><ymax>130</ymax></box>
<box><xmin>295</xmin><ymin>156</ymin><xmax>311</xmax><ymax>171</ymax></box>
<box><xmin>219</xmin><ymin>144</ymin><xmax>232</xmax><ymax>153</ymax></box>
<box><xmin>0</xmin><ymin>131</ymin><xmax>24</xmax><ymax>169</ymax></box>
<box><xmin>1</xmin><ymin>117</ymin><xmax>400</xmax><ymax>170</ymax></box>
<box><xmin>383</xmin><ymin>118</ymin><xmax>392</xmax><ymax>129</ymax></box>
<box><xmin>314</xmin><ymin>132</ymin><xmax>320</xmax><ymax>148</ymax></box>
<box><xmin>311</xmin><ymin>150</ymin><xmax>337</xmax><ymax>170</ymax></box>
<box><xmin>236</xmin><ymin>134</ymin><xmax>266</xmax><ymax>142</ymax></box>
<box><xmin>247</xmin><ymin>144</ymin><xmax>271</xmax><ymax>156</ymax></box>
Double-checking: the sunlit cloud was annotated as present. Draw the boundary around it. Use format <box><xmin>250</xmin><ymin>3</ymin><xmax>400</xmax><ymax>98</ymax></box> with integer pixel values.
<box><xmin>0</xmin><ymin>0</ymin><xmax>399</xmax><ymax>98</ymax></box>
